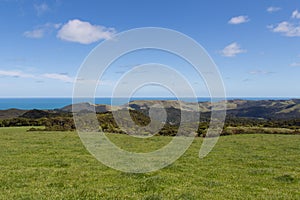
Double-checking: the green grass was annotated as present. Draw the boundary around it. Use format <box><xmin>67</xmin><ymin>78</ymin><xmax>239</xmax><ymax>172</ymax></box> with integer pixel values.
<box><xmin>0</xmin><ymin>127</ymin><xmax>299</xmax><ymax>199</ymax></box>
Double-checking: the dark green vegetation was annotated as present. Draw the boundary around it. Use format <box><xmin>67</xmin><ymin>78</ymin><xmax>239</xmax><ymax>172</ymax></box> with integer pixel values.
<box><xmin>0</xmin><ymin>99</ymin><xmax>300</xmax><ymax>136</ymax></box>
<box><xmin>1</xmin><ymin>111</ymin><xmax>300</xmax><ymax>137</ymax></box>
<box><xmin>0</xmin><ymin>127</ymin><xmax>299</xmax><ymax>199</ymax></box>
<box><xmin>1</xmin><ymin>110</ymin><xmax>300</xmax><ymax>136</ymax></box>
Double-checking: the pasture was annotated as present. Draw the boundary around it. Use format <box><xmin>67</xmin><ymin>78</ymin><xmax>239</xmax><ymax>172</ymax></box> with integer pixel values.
<box><xmin>0</xmin><ymin>127</ymin><xmax>299</xmax><ymax>199</ymax></box>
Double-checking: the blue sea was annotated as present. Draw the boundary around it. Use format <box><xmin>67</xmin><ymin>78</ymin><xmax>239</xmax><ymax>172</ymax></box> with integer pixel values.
<box><xmin>0</xmin><ymin>97</ymin><xmax>294</xmax><ymax>110</ymax></box>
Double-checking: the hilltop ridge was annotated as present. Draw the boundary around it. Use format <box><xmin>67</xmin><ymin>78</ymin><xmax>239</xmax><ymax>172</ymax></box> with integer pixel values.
<box><xmin>1</xmin><ymin>99</ymin><xmax>300</xmax><ymax>120</ymax></box>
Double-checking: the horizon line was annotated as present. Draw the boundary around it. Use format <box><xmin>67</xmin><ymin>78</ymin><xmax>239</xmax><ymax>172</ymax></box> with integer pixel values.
<box><xmin>0</xmin><ymin>96</ymin><xmax>299</xmax><ymax>99</ymax></box>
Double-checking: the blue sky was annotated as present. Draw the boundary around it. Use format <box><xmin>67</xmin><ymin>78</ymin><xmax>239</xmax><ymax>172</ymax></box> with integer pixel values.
<box><xmin>0</xmin><ymin>0</ymin><xmax>300</xmax><ymax>97</ymax></box>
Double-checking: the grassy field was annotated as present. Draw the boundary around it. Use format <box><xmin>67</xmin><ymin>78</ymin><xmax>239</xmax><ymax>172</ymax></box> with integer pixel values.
<box><xmin>0</xmin><ymin>127</ymin><xmax>299</xmax><ymax>199</ymax></box>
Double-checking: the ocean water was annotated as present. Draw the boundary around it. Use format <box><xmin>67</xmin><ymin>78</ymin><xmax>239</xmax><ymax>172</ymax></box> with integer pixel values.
<box><xmin>0</xmin><ymin>97</ymin><xmax>293</xmax><ymax>110</ymax></box>
<box><xmin>0</xmin><ymin>97</ymin><xmax>199</xmax><ymax>110</ymax></box>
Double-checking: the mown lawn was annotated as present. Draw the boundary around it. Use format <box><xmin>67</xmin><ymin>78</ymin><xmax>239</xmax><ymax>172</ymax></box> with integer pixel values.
<box><xmin>0</xmin><ymin>127</ymin><xmax>299</xmax><ymax>199</ymax></box>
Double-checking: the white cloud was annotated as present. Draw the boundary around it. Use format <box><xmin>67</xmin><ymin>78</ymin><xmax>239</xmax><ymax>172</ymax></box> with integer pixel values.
<box><xmin>24</xmin><ymin>29</ymin><xmax>45</xmax><ymax>38</ymax></box>
<box><xmin>269</xmin><ymin>21</ymin><xmax>300</xmax><ymax>37</ymax></box>
<box><xmin>0</xmin><ymin>69</ymin><xmax>75</xmax><ymax>83</ymax></box>
<box><xmin>34</xmin><ymin>3</ymin><xmax>50</xmax><ymax>15</ymax></box>
<box><xmin>220</xmin><ymin>42</ymin><xmax>246</xmax><ymax>57</ymax></box>
<box><xmin>57</xmin><ymin>19</ymin><xmax>116</xmax><ymax>44</ymax></box>
<box><xmin>228</xmin><ymin>15</ymin><xmax>249</xmax><ymax>24</ymax></box>
<box><xmin>24</xmin><ymin>23</ymin><xmax>61</xmax><ymax>39</ymax></box>
<box><xmin>292</xmin><ymin>10</ymin><xmax>300</xmax><ymax>19</ymax></box>
<box><xmin>75</xmin><ymin>78</ymin><xmax>116</xmax><ymax>86</ymax></box>
<box><xmin>0</xmin><ymin>70</ymin><xmax>35</xmax><ymax>78</ymax></box>
<box><xmin>269</xmin><ymin>10</ymin><xmax>300</xmax><ymax>37</ymax></box>
<box><xmin>52</xmin><ymin>23</ymin><xmax>61</xmax><ymax>29</ymax></box>
<box><xmin>249</xmin><ymin>70</ymin><xmax>274</xmax><ymax>75</ymax></box>
<box><xmin>290</xmin><ymin>62</ymin><xmax>300</xmax><ymax>67</ymax></box>
<box><xmin>42</xmin><ymin>73</ymin><xmax>74</xmax><ymax>83</ymax></box>
<box><xmin>267</xmin><ymin>6</ymin><xmax>281</xmax><ymax>13</ymax></box>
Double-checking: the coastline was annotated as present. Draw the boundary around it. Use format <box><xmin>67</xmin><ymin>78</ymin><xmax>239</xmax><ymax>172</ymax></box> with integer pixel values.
<box><xmin>0</xmin><ymin>97</ymin><xmax>296</xmax><ymax>110</ymax></box>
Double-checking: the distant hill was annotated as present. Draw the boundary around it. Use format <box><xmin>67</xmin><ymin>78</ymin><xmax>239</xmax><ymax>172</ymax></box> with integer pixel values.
<box><xmin>225</xmin><ymin>99</ymin><xmax>300</xmax><ymax>119</ymax></box>
<box><xmin>123</xmin><ymin>99</ymin><xmax>300</xmax><ymax>120</ymax></box>
<box><xmin>1</xmin><ymin>99</ymin><xmax>300</xmax><ymax>135</ymax></box>
<box><xmin>20</xmin><ymin>109</ymin><xmax>60</xmax><ymax>119</ymax></box>
<box><xmin>0</xmin><ymin>109</ymin><xmax>27</xmax><ymax>119</ymax></box>
<box><xmin>0</xmin><ymin>99</ymin><xmax>300</xmax><ymax>120</ymax></box>
<box><xmin>60</xmin><ymin>102</ymin><xmax>117</xmax><ymax>113</ymax></box>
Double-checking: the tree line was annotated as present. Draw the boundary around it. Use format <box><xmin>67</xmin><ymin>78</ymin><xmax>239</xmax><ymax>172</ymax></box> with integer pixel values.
<box><xmin>1</xmin><ymin>111</ymin><xmax>300</xmax><ymax>136</ymax></box>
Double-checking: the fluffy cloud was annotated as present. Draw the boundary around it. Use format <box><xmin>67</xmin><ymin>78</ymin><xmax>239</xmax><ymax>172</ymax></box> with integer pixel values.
<box><xmin>42</xmin><ymin>73</ymin><xmax>73</xmax><ymax>83</ymax></box>
<box><xmin>228</xmin><ymin>15</ymin><xmax>249</xmax><ymax>24</ymax></box>
<box><xmin>267</xmin><ymin>6</ymin><xmax>281</xmax><ymax>13</ymax></box>
<box><xmin>57</xmin><ymin>19</ymin><xmax>116</xmax><ymax>44</ymax></box>
<box><xmin>24</xmin><ymin>23</ymin><xmax>61</xmax><ymax>39</ymax></box>
<box><xmin>292</xmin><ymin>10</ymin><xmax>300</xmax><ymax>19</ymax></box>
<box><xmin>269</xmin><ymin>10</ymin><xmax>300</xmax><ymax>37</ymax></box>
<box><xmin>269</xmin><ymin>21</ymin><xmax>300</xmax><ymax>37</ymax></box>
<box><xmin>220</xmin><ymin>42</ymin><xmax>246</xmax><ymax>57</ymax></box>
